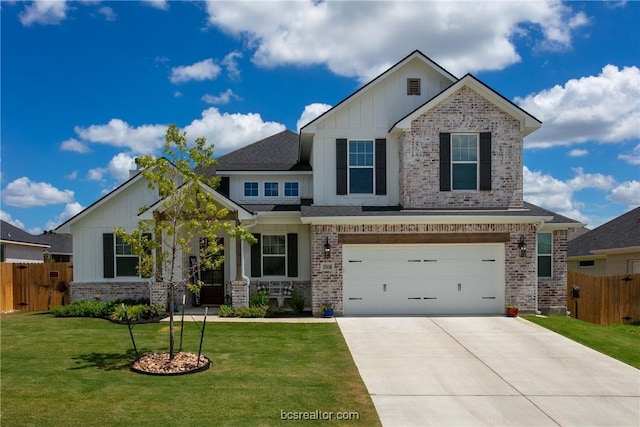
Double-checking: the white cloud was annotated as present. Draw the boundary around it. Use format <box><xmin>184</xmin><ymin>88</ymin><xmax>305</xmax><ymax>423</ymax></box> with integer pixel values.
<box><xmin>174</xmin><ymin>91</ymin><xmax>183</xmax><ymax>98</ymax></box>
<box><xmin>44</xmin><ymin>202</ymin><xmax>84</xmax><ymax>231</ymax></box>
<box><xmin>566</xmin><ymin>167</ymin><xmax>615</xmax><ymax>192</ymax></box>
<box><xmin>98</xmin><ymin>6</ymin><xmax>116</xmax><ymax>21</ymax></box>
<box><xmin>60</xmin><ymin>138</ymin><xmax>90</xmax><ymax>153</ymax></box>
<box><xmin>523</xmin><ymin>166</ymin><xmax>580</xmax><ymax>219</ymax></box>
<box><xmin>170</xmin><ymin>59</ymin><xmax>221</xmax><ymax>84</ymax></box>
<box><xmin>205</xmin><ymin>1</ymin><xmax>587</xmax><ymax>81</ymax></box>
<box><xmin>201</xmin><ymin>89</ymin><xmax>241</xmax><ymax>105</ymax></box>
<box><xmin>65</xmin><ymin>171</ymin><xmax>78</xmax><ymax>180</ymax></box>
<box><xmin>518</xmin><ymin>65</ymin><xmax>640</xmax><ymax>148</ymax></box>
<box><xmin>1</xmin><ymin>177</ymin><xmax>74</xmax><ymax>208</ymax></box>
<box><xmin>297</xmin><ymin>103</ymin><xmax>332</xmax><ymax>132</ymax></box>
<box><xmin>184</xmin><ymin>107</ymin><xmax>285</xmax><ymax>154</ymax></box>
<box><xmin>87</xmin><ymin>167</ymin><xmax>105</xmax><ymax>181</ymax></box>
<box><xmin>141</xmin><ymin>0</ymin><xmax>169</xmax><ymax>11</ymax></box>
<box><xmin>222</xmin><ymin>50</ymin><xmax>243</xmax><ymax>80</ymax></box>
<box><xmin>618</xmin><ymin>144</ymin><xmax>640</xmax><ymax>165</ymax></box>
<box><xmin>607</xmin><ymin>181</ymin><xmax>640</xmax><ymax>207</ymax></box>
<box><xmin>19</xmin><ymin>1</ymin><xmax>68</xmax><ymax>26</ymax></box>
<box><xmin>0</xmin><ymin>211</ymin><xmax>26</xmax><ymax>230</ymax></box>
<box><xmin>107</xmin><ymin>153</ymin><xmax>137</xmax><ymax>182</ymax></box>
<box><xmin>568</xmin><ymin>149</ymin><xmax>588</xmax><ymax>157</ymax></box>
<box><xmin>74</xmin><ymin>119</ymin><xmax>166</xmax><ymax>154</ymax></box>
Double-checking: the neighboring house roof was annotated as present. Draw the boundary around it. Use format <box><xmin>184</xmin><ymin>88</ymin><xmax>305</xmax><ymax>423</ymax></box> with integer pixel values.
<box><xmin>568</xmin><ymin>207</ymin><xmax>640</xmax><ymax>257</ymax></box>
<box><xmin>38</xmin><ymin>231</ymin><xmax>73</xmax><ymax>255</ymax></box>
<box><xmin>215</xmin><ymin>130</ymin><xmax>310</xmax><ymax>172</ymax></box>
<box><xmin>392</xmin><ymin>74</ymin><xmax>542</xmax><ymax>136</ymax></box>
<box><xmin>0</xmin><ymin>220</ymin><xmax>49</xmax><ymax>249</ymax></box>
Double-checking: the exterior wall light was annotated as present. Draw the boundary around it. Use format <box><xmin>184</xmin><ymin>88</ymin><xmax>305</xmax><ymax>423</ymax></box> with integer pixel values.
<box><xmin>324</xmin><ymin>237</ymin><xmax>331</xmax><ymax>259</ymax></box>
<box><xmin>518</xmin><ymin>235</ymin><xmax>527</xmax><ymax>257</ymax></box>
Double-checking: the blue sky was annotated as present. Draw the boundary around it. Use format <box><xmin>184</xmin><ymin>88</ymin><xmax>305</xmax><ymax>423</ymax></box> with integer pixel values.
<box><xmin>1</xmin><ymin>0</ymin><xmax>639</xmax><ymax>234</ymax></box>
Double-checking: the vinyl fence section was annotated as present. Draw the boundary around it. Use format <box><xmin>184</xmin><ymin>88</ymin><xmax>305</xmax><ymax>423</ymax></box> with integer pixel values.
<box><xmin>567</xmin><ymin>271</ymin><xmax>640</xmax><ymax>325</ymax></box>
<box><xmin>0</xmin><ymin>262</ymin><xmax>72</xmax><ymax>312</ymax></box>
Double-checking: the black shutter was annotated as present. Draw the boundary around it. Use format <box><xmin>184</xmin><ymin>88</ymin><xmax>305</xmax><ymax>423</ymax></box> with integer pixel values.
<box><xmin>141</xmin><ymin>233</ymin><xmax>152</xmax><ymax>278</ymax></box>
<box><xmin>336</xmin><ymin>138</ymin><xmax>348</xmax><ymax>195</ymax></box>
<box><xmin>479</xmin><ymin>132</ymin><xmax>492</xmax><ymax>191</ymax></box>
<box><xmin>250</xmin><ymin>233</ymin><xmax>261</xmax><ymax>277</ymax></box>
<box><xmin>287</xmin><ymin>233</ymin><xmax>298</xmax><ymax>277</ymax></box>
<box><xmin>439</xmin><ymin>133</ymin><xmax>451</xmax><ymax>191</ymax></box>
<box><xmin>218</xmin><ymin>176</ymin><xmax>230</xmax><ymax>197</ymax></box>
<box><xmin>103</xmin><ymin>233</ymin><xmax>115</xmax><ymax>278</ymax></box>
<box><xmin>375</xmin><ymin>138</ymin><xmax>387</xmax><ymax>195</ymax></box>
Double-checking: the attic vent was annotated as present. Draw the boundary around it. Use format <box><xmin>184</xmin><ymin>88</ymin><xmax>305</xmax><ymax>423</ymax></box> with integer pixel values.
<box><xmin>407</xmin><ymin>78</ymin><xmax>421</xmax><ymax>95</ymax></box>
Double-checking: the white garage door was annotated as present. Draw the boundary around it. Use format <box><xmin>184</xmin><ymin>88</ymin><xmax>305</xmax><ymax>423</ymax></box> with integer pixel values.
<box><xmin>343</xmin><ymin>244</ymin><xmax>505</xmax><ymax>315</ymax></box>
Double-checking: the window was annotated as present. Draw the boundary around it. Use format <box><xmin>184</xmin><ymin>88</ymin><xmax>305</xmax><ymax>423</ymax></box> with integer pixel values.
<box><xmin>244</xmin><ymin>182</ymin><xmax>258</xmax><ymax>197</ymax></box>
<box><xmin>348</xmin><ymin>140</ymin><xmax>374</xmax><ymax>194</ymax></box>
<box><xmin>115</xmin><ymin>236</ymin><xmax>139</xmax><ymax>277</ymax></box>
<box><xmin>262</xmin><ymin>235</ymin><xmax>286</xmax><ymax>276</ymax></box>
<box><xmin>407</xmin><ymin>78</ymin><xmax>421</xmax><ymax>95</ymax></box>
<box><xmin>451</xmin><ymin>134</ymin><xmax>478</xmax><ymax>190</ymax></box>
<box><xmin>0</xmin><ymin>244</ymin><xmax>4</xmax><ymax>262</ymax></box>
<box><xmin>264</xmin><ymin>182</ymin><xmax>279</xmax><ymax>197</ymax></box>
<box><xmin>579</xmin><ymin>260</ymin><xmax>595</xmax><ymax>268</ymax></box>
<box><xmin>284</xmin><ymin>182</ymin><xmax>299</xmax><ymax>197</ymax></box>
<box><xmin>537</xmin><ymin>233</ymin><xmax>552</xmax><ymax>277</ymax></box>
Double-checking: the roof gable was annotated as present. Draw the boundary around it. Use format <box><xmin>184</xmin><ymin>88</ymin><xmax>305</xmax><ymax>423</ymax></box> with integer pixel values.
<box><xmin>392</xmin><ymin>74</ymin><xmax>541</xmax><ymax>136</ymax></box>
<box><xmin>215</xmin><ymin>130</ymin><xmax>308</xmax><ymax>172</ymax></box>
<box><xmin>568</xmin><ymin>207</ymin><xmax>640</xmax><ymax>257</ymax></box>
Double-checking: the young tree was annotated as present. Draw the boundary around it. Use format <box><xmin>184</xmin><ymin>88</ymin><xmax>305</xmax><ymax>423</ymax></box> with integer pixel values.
<box><xmin>116</xmin><ymin>124</ymin><xmax>256</xmax><ymax>360</ymax></box>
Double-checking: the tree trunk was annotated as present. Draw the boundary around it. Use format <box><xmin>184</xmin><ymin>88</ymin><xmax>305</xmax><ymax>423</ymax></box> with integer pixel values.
<box><xmin>168</xmin><ymin>286</ymin><xmax>175</xmax><ymax>359</ymax></box>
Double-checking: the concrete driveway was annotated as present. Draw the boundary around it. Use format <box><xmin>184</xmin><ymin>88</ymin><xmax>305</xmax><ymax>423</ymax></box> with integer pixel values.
<box><xmin>337</xmin><ymin>317</ymin><xmax>640</xmax><ymax>427</ymax></box>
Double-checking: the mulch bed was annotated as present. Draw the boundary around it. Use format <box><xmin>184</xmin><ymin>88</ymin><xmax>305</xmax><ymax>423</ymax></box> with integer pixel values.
<box><xmin>131</xmin><ymin>352</ymin><xmax>210</xmax><ymax>376</ymax></box>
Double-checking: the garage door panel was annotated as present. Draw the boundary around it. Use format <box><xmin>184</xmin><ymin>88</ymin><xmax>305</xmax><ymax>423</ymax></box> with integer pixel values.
<box><xmin>343</xmin><ymin>244</ymin><xmax>504</xmax><ymax>315</ymax></box>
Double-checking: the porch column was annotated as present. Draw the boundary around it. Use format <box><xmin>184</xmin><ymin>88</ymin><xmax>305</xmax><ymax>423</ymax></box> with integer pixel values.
<box><xmin>231</xmin><ymin>214</ymin><xmax>248</xmax><ymax>307</ymax></box>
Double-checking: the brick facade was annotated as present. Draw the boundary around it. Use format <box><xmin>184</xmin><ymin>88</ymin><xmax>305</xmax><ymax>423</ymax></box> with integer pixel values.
<box><xmin>70</xmin><ymin>281</ymin><xmax>150</xmax><ymax>303</ymax></box>
<box><xmin>310</xmin><ymin>223</ymin><xmax>565</xmax><ymax>316</ymax></box>
<box><xmin>399</xmin><ymin>86</ymin><xmax>524</xmax><ymax>209</ymax></box>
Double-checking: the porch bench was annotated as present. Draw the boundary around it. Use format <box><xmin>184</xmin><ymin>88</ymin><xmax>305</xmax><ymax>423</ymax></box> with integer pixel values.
<box><xmin>256</xmin><ymin>280</ymin><xmax>293</xmax><ymax>308</ymax></box>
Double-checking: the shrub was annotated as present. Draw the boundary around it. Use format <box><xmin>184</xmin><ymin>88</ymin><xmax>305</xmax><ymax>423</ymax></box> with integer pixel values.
<box><xmin>249</xmin><ymin>291</ymin><xmax>269</xmax><ymax>307</ymax></box>
<box><xmin>288</xmin><ymin>290</ymin><xmax>306</xmax><ymax>314</ymax></box>
<box><xmin>50</xmin><ymin>300</ymin><xmax>115</xmax><ymax>318</ymax></box>
<box><xmin>217</xmin><ymin>304</ymin><xmax>269</xmax><ymax>318</ymax></box>
<box><xmin>110</xmin><ymin>304</ymin><xmax>165</xmax><ymax>322</ymax></box>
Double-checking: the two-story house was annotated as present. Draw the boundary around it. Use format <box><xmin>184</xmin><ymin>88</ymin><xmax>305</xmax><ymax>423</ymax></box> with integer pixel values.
<box><xmin>57</xmin><ymin>50</ymin><xmax>581</xmax><ymax>316</ymax></box>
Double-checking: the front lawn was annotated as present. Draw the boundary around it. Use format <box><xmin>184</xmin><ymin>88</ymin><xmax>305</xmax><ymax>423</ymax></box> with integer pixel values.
<box><xmin>1</xmin><ymin>312</ymin><xmax>380</xmax><ymax>426</ymax></box>
<box><xmin>524</xmin><ymin>315</ymin><xmax>640</xmax><ymax>369</ymax></box>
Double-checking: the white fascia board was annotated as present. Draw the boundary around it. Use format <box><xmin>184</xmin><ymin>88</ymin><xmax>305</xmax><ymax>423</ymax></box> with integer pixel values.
<box><xmin>567</xmin><ymin>254</ymin><xmax>606</xmax><ymax>261</ymax></box>
<box><xmin>591</xmin><ymin>246</ymin><xmax>640</xmax><ymax>255</ymax></box>
<box><xmin>221</xmin><ymin>171</ymin><xmax>313</xmax><ymax>176</ymax></box>
<box><xmin>0</xmin><ymin>240</ymin><xmax>50</xmax><ymax>249</ymax></box>
<box><xmin>539</xmin><ymin>222</ymin><xmax>587</xmax><ymax>232</ymax></box>
<box><xmin>300</xmin><ymin>214</ymin><xmax>552</xmax><ymax>226</ymax></box>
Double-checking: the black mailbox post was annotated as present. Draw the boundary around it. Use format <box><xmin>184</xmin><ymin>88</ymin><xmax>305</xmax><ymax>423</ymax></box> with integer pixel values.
<box><xmin>571</xmin><ymin>285</ymin><xmax>581</xmax><ymax>319</ymax></box>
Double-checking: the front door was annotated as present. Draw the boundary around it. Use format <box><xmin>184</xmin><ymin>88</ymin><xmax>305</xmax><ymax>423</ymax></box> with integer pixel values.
<box><xmin>198</xmin><ymin>239</ymin><xmax>225</xmax><ymax>305</ymax></box>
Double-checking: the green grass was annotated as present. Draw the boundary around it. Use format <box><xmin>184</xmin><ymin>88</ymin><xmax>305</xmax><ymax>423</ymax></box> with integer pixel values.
<box><xmin>1</xmin><ymin>312</ymin><xmax>380</xmax><ymax>427</ymax></box>
<box><xmin>524</xmin><ymin>315</ymin><xmax>640</xmax><ymax>369</ymax></box>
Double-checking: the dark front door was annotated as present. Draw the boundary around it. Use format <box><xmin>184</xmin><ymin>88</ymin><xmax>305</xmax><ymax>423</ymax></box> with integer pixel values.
<box><xmin>199</xmin><ymin>262</ymin><xmax>224</xmax><ymax>305</ymax></box>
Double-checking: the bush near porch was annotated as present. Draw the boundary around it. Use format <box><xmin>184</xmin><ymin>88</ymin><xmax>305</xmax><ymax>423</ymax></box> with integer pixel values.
<box><xmin>0</xmin><ymin>312</ymin><xmax>380</xmax><ymax>427</ymax></box>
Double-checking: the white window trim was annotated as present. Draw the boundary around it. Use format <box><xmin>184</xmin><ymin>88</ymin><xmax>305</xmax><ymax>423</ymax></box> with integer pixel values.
<box><xmin>537</xmin><ymin>232</ymin><xmax>553</xmax><ymax>278</ymax></box>
<box><xmin>243</xmin><ymin>181</ymin><xmax>259</xmax><ymax>198</ymax></box>
<box><xmin>347</xmin><ymin>139</ymin><xmax>375</xmax><ymax>195</ymax></box>
<box><xmin>114</xmin><ymin>235</ymin><xmax>140</xmax><ymax>278</ymax></box>
<box><xmin>284</xmin><ymin>181</ymin><xmax>299</xmax><ymax>198</ymax></box>
<box><xmin>264</xmin><ymin>182</ymin><xmax>279</xmax><ymax>197</ymax></box>
<box><xmin>451</xmin><ymin>133</ymin><xmax>479</xmax><ymax>191</ymax></box>
<box><xmin>262</xmin><ymin>234</ymin><xmax>287</xmax><ymax>277</ymax></box>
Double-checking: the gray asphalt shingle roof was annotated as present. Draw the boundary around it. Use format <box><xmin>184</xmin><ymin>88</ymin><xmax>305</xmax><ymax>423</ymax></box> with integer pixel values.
<box><xmin>568</xmin><ymin>206</ymin><xmax>640</xmax><ymax>257</ymax></box>
<box><xmin>0</xmin><ymin>220</ymin><xmax>48</xmax><ymax>246</ymax></box>
<box><xmin>215</xmin><ymin>130</ymin><xmax>310</xmax><ymax>171</ymax></box>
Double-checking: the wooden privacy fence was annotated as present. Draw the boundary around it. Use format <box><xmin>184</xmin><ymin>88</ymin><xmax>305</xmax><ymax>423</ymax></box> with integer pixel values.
<box><xmin>0</xmin><ymin>262</ymin><xmax>72</xmax><ymax>312</ymax></box>
<box><xmin>567</xmin><ymin>271</ymin><xmax>640</xmax><ymax>325</ymax></box>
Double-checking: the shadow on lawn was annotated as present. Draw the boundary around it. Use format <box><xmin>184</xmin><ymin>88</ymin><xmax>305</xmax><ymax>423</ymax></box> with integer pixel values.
<box><xmin>71</xmin><ymin>348</ymin><xmax>152</xmax><ymax>371</ymax></box>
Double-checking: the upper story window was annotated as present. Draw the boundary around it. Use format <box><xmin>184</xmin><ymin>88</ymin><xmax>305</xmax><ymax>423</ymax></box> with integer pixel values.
<box><xmin>349</xmin><ymin>140</ymin><xmax>374</xmax><ymax>194</ymax></box>
<box><xmin>264</xmin><ymin>182</ymin><xmax>279</xmax><ymax>197</ymax></box>
<box><xmin>537</xmin><ymin>233</ymin><xmax>552</xmax><ymax>277</ymax></box>
<box><xmin>244</xmin><ymin>182</ymin><xmax>258</xmax><ymax>197</ymax></box>
<box><xmin>284</xmin><ymin>182</ymin><xmax>299</xmax><ymax>197</ymax></box>
<box><xmin>451</xmin><ymin>134</ymin><xmax>478</xmax><ymax>190</ymax></box>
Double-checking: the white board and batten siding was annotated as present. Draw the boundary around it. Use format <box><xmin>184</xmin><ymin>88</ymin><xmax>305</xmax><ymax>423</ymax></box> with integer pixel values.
<box><xmin>311</xmin><ymin>58</ymin><xmax>453</xmax><ymax>206</ymax></box>
<box><xmin>343</xmin><ymin>244</ymin><xmax>505</xmax><ymax>315</ymax></box>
